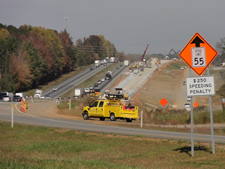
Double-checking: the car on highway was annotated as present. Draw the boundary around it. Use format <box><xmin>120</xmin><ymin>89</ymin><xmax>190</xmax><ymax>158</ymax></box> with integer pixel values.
<box><xmin>116</xmin><ymin>66</ymin><xmax>120</xmax><ymax>69</ymax></box>
<box><xmin>53</xmin><ymin>87</ymin><xmax>58</xmax><ymax>91</ymax></box>
<box><xmin>89</xmin><ymin>86</ymin><xmax>94</xmax><ymax>90</ymax></box>
<box><xmin>85</xmin><ymin>88</ymin><xmax>90</xmax><ymax>93</ymax></box>
<box><xmin>187</xmin><ymin>96</ymin><xmax>191</xmax><ymax>101</ymax></box>
<box><xmin>3</xmin><ymin>96</ymin><xmax>11</xmax><ymax>102</ymax></box>
<box><xmin>101</xmin><ymin>78</ymin><xmax>105</xmax><ymax>82</ymax></box>
<box><xmin>98</xmin><ymin>80</ymin><xmax>102</xmax><ymax>85</ymax></box>
<box><xmin>94</xmin><ymin>83</ymin><xmax>98</xmax><ymax>87</ymax></box>
<box><xmin>13</xmin><ymin>95</ymin><xmax>22</xmax><ymax>102</ymax></box>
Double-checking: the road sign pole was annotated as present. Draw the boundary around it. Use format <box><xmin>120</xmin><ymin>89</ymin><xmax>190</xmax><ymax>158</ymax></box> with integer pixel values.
<box><xmin>141</xmin><ymin>111</ymin><xmax>143</xmax><ymax>128</ymax></box>
<box><xmin>207</xmin><ymin>68</ymin><xmax>215</xmax><ymax>154</ymax></box>
<box><xmin>189</xmin><ymin>68</ymin><xmax>194</xmax><ymax>157</ymax></box>
<box><xmin>11</xmin><ymin>104</ymin><xmax>14</xmax><ymax>128</ymax></box>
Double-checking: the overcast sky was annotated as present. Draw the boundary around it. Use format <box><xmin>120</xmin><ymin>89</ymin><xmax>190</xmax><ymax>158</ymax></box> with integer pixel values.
<box><xmin>1</xmin><ymin>0</ymin><xmax>225</xmax><ymax>55</ymax></box>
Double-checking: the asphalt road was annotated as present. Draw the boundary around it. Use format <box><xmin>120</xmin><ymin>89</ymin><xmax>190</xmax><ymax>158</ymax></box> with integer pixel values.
<box><xmin>1</xmin><ymin>102</ymin><xmax>225</xmax><ymax>144</ymax></box>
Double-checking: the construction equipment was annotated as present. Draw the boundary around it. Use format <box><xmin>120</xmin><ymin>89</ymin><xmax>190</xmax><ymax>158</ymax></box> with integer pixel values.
<box><xmin>82</xmin><ymin>94</ymin><xmax>139</xmax><ymax>122</ymax></box>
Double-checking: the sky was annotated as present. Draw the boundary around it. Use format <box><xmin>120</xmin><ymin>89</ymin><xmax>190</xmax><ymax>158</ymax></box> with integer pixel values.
<box><xmin>1</xmin><ymin>0</ymin><xmax>225</xmax><ymax>55</ymax></box>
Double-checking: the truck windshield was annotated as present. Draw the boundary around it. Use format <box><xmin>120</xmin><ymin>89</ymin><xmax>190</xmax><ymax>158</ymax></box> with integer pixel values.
<box><xmin>91</xmin><ymin>101</ymin><xmax>98</xmax><ymax>107</ymax></box>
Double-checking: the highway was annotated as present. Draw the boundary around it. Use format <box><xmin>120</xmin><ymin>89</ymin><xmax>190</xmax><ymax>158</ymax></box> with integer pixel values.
<box><xmin>1</xmin><ymin>101</ymin><xmax>225</xmax><ymax>144</ymax></box>
<box><xmin>42</xmin><ymin>63</ymin><xmax>126</xmax><ymax>98</ymax></box>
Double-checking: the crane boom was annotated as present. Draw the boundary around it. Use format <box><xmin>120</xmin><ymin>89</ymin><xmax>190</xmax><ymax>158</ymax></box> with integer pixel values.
<box><xmin>141</xmin><ymin>44</ymin><xmax>149</xmax><ymax>62</ymax></box>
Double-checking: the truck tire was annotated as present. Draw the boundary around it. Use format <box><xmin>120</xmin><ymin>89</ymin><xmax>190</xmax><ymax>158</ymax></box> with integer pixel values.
<box><xmin>83</xmin><ymin>112</ymin><xmax>89</xmax><ymax>120</ymax></box>
<box><xmin>110</xmin><ymin>113</ymin><xmax>116</xmax><ymax>121</ymax></box>
<box><xmin>100</xmin><ymin>117</ymin><xmax>105</xmax><ymax>121</ymax></box>
<box><xmin>126</xmin><ymin>118</ymin><xmax>132</xmax><ymax>123</ymax></box>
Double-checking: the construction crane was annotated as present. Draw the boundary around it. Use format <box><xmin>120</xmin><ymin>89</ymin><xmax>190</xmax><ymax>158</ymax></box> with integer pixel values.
<box><xmin>141</xmin><ymin>44</ymin><xmax>149</xmax><ymax>62</ymax></box>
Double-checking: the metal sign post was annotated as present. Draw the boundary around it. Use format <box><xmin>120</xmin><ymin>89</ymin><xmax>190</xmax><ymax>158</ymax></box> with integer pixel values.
<box><xmin>189</xmin><ymin>68</ymin><xmax>194</xmax><ymax>157</ymax></box>
<box><xmin>207</xmin><ymin>68</ymin><xmax>215</xmax><ymax>154</ymax></box>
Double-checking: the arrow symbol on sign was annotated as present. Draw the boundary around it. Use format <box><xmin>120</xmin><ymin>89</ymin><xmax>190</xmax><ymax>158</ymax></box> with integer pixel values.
<box><xmin>191</xmin><ymin>36</ymin><xmax>204</xmax><ymax>47</ymax></box>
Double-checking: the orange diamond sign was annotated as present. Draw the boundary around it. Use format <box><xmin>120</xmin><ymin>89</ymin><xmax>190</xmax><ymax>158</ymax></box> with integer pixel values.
<box><xmin>179</xmin><ymin>32</ymin><xmax>218</xmax><ymax>76</ymax></box>
<box><xmin>160</xmin><ymin>98</ymin><xmax>168</xmax><ymax>107</ymax></box>
<box><xmin>193</xmin><ymin>102</ymin><xmax>199</xmax><ymax>108</ymax></box>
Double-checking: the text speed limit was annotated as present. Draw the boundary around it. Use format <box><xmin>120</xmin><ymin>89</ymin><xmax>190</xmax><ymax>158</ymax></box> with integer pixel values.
<box><xmin>191</xmin><ymin>47</ymin><xmax>206</xmax><ymax>67</ymax></box>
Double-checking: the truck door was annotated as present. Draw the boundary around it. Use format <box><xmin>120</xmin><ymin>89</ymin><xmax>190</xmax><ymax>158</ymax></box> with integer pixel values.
<box><xmin>89</xmin><ymin>101</ymin><xmax>99</xmax><ymax>116</ymax></box>
<box><xmin>96</xmin><ymin>101</ymin><xmax>104</xmax><ymax>117</ymax></box>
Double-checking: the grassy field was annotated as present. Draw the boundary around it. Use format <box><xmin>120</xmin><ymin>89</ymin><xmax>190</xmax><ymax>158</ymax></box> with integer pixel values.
<box><xmin>0</xmin><ymin>122</ymin><xmax>225</xmax><ymax>169</ymax></box>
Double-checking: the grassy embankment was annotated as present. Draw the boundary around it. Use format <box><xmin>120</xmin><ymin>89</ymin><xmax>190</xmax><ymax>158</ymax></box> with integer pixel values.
<box><xmin>0</xmin><ymin>122</ymin><xmax>225</xmax><ymax>169</ymax></box>
<box><xmin>24</xmin><ymin>65</ymin><xmax>92</xmax><ymax>97</ymax></box>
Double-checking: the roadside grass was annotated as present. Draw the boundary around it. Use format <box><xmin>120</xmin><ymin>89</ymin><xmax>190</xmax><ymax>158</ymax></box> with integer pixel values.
<box><xmin>24</xmin><ymin>65</ymin><xmax>91</xmax><ymax>97</ymax></box>
<box><xmin>1</xmin><ymin>122</ymin><xmax>225</xmax><ymax>169</ymax></box>
<box><xmin>164</xmin><ymin>60</ymin><xmax>186</xmax><ymax>70</ymax></box>
<box><xmin>61</xmin><ymin>63</ymin><xmax>121</xmax><ymax>98</ymax></box>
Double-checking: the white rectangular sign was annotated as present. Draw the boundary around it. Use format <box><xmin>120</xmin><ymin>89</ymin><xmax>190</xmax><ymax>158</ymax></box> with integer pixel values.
<box><xmin>186</xmin><ymin>76</ymin><xmax>215</xmax><ymax>96</ymax></box>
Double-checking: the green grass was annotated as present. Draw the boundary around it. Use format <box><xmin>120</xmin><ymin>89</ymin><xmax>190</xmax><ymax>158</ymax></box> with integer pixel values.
<box><xmin>164</xmin><ymin>60</ymin><xmax>186</xmax><ymax>70</ymax></box>
<box><xmin>1</xmin><ymin>122</ymin><xmax>225</xmax><ymax>169</ymax></box>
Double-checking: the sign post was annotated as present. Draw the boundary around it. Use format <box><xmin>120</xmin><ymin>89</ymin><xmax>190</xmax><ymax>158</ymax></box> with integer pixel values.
<box><xmin>179</xmin><ymin>32</ymin><xmax>218</xmax><ymax>156</ymax></box>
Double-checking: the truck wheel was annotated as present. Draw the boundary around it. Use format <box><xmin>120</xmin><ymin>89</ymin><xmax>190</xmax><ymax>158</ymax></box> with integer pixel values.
<box><xmin>100</xmin><ymin>117</ymin><xmax>105</xmax><ymax>121</ymax></box>
<box><xmin>83</xmin><ymin>112</ymin><xmax>89</xmax><ymax>120</ymax></box>
<box><xmin>110</xmin><ymin>113</ymin><xmax>116</xmax><ymax>121</ymax></box>
<box><xmin>126</xmin><ymin>118</ymin><xmax>132</xmax><ymax>123</ymax></box>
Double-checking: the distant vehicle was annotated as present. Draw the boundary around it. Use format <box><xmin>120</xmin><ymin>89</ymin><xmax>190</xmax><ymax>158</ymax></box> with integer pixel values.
<box><xmin>34</xmin><ymin>89</ymin><xmax>42</xmax><ymax>98</ymax></box>
<box><xmin>15</xmin><ymin>92</ymin><xmax>24</xmax><ymax>98</ymax></box>
<box><xmin>116</xmin><ymin>66</ymin><xmax>120</xmax><ymax>69</ymax></box>
<box><xmin>3</xmin><ymin>96</ymin><xmax>11</xmax><ymax>102</ymax></box>
<box><xmin>124</xmin><ymin>60</ymin><xmax>129</xmax><ymax>66</ymax></box>
<box><xmin>94</xmin><ymin>83</ymin><xmax>98</xmax><ymax>87</ymax></box>
<box><xmin>180</xmin><ymin>67</ymin><xmax>184</xmax><ymax>70</ymax></box>
<box><xmin>104</xmin><ymin>63</ymin><xmax>107</xmax><ymax>66</ymax></box>
<box><xmin>13</xmin><ymin>95</ymin><xmax>22</xmax><ymax>102</ymax></box>
<box><xmin>105</xmin><ymin>71</ymin><xmax>112</xmax><ymax>80</ymax></box>
<box><xmin>0</xmin><ymin>92</ymin><xmax>13</xmax><ymax>101</ymax></box>
<box><xmin>133</xmin><ymin>68</ymin><xmax>139</xmax><ymax>74</ymax></box>
<box><xmin>53</xmin><ymin>87</ymin><xmax>58</xmax><ymax>91</ymax></box>
<box><xmin>94</xmin><ymin>60</ymin><xmax>100</xmax><ymax>67</ymax></box>
<box><xmin>98</xmin><ymin>80</ymin><xmax>102</xmax><ymax>85</ymax></box>
<box><xmin>184</xmin><ymin>103</ymin><xmax>191</xmax><ymax>111</ymax></box>
<box><xmin>101</xmin><ymin>78</ymin><xmax>105</xmax><ymax>82</ymax></box>
<box><xmin>187</xmin><ymin>96</ymin><xmax>191</xmax><ymax>101</ymax></box>
<box><xmin>74</xmin><ymin>88</ymin><xmax>83</xmax><ymax>98</ymax></box>
<box><xmin>120</xmin><ymin>63</ymin><xmax>123</xmax><ymax>67</ymax></box>
<box><xmin>85</xmin><ymin>88</ymin><xmax>90</xmax><ymax>93</ymax></box>
<box><xmin>183</xmin><ymin>81</ymin><xmax>186</xmax><ymax>85</ymax></box>
<box><xmin>89</xmin><ymin>86</ymin><xmax>94</xmax><ymax>90</ymax></box>
<box><xmin>110</xmin><ymin>57</ymin><xmax>115</xmax><ymax>63</ymax></box>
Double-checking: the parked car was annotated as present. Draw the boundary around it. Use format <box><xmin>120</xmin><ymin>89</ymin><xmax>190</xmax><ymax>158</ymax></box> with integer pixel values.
<box><xmin>3</xmin><ymin>96</ymin><xmax>11</xmax><ymax>102</ymax></box>
<box><xmin>13</xmin><ymin>95</ymin><xmax>22</xmax><ymax>102</ymax></box>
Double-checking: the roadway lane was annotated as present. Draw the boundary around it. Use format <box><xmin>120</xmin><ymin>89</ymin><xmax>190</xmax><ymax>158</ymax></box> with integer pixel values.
<box><xmin>1</xmin><ymin>102</ymin><xmax>225</xmax><ymax>144</ymax></box>
<box><xmin>43</xmin><ymin>64</ymin><xmax>112</xmax><ymax>98</ymax></box>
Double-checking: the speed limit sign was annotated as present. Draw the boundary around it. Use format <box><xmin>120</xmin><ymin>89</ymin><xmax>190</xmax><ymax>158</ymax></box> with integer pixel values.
<box><xmin>191</xmin><ymin>47</ymin><xmax>206</xmax><ymax>67</ymax></box>
<box><xmin>179</xmin><ymin>32</ymin><xmax>218</xmax><ymax>76</ymax></box>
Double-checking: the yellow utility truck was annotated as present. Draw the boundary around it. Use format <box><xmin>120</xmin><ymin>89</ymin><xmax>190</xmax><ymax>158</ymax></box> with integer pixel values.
<box><xmin>82</xmin><ymin>94</ymin><xmax>139</xmax><ymax>122</ymax></box>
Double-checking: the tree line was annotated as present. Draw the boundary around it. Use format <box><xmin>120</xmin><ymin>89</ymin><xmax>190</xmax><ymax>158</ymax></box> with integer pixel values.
<box><xmin>0</xmin><ymin>24</ymin><xmax>123</xmax><ymax>92</ymax></box>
